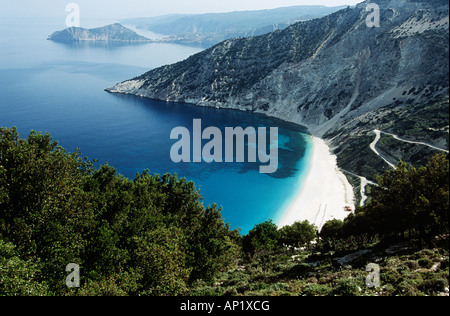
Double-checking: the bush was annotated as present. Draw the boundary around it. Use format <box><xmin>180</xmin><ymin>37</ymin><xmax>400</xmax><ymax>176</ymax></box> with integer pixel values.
<box><xmin>0</xmin><ymin>240</ymin><xmax>49</xmax><ymax>296</ymax></box>
<box><xmin>282</xmin><ymin>263</ymin><xmax>312</xmax><ymax>279</ymax></box>
<box><xmin>279</xmin><ymin>220</ymin><xmax>318</xmax><ymax>249</ymax></box>
<box><xmin>397</xmin><ymin>279</ymin><xmax>423</xmax><ymax>296</ymax></box>
<box><xmin>418</xmin><ymin>258</ymin><xmax>433</xmax><ymax>269</ymax></box>
<box><xmin>381</xmin><ymin>266</ymin><xmax>402</xmax><ymax>287</ymax></box>
<box><xmin>190</xmin><ymin>286</ymin><xmax>224</xmax><ymax>296</ymax></box>
<box><xmin>331</xmin><ymin>278</ymin><xmax>362</xmax><ymax>296</ymax></box>
<box><xmin>421</xmin><ymin>278</ymin><xmax>448</xmax><ymax>294</ymax></box>
<box><xmin>404</xmin><ymin>260</ymin><xmax>420</xmax><ymax>270</ymax></box>
<box><xmin>329</xmin><ymin>154</ymin><xmax>449</xmax><ymax>244</ymax></box>
<box><xmin>242</xmin><ymin>220</ymin><xmax>281</xmax><ymax>256</ymax></box>
<box><xmin>301</xmin><ymin>284</ymin><xmax>332</xmax><ymax>296</ymax></box>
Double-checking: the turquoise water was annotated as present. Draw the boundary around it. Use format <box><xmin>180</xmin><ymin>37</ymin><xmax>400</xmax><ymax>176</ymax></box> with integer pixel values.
<box><xmin>0</xmin><ymin>18</ymin><xmax>312</xmax><ymax>234</ymax></box>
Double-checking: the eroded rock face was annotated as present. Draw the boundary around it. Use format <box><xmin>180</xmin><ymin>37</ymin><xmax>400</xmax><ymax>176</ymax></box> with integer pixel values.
<box><xmin>106</xmin><ymin>0</ymin><xmax>449</xmax><ymax>178</ymax></box>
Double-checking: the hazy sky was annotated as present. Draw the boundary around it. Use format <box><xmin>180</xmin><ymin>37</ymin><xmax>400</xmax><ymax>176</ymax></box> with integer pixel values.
<box><xmin>1</xmin><ymin>0</ymin><xmax>363</xmax><ymax>20</ymax></box>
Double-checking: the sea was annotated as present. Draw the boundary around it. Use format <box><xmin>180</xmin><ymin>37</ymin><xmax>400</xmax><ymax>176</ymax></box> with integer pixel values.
<box><xmin>0</xmin><ymin>17</ymin><xmax>313</xmax><ymax>234</ymax></box>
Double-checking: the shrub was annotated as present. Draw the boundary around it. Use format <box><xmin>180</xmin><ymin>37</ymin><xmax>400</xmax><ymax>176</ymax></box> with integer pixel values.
<box><xmin>301</xmin><ymin>284</ymin><xmax>332</xmax><ymax>296</ymax></box>
<box><xmin>331</xmin><ymin>278</ymin><xmax>362</xmax><ymax>296</ymax></box>
<box><xmin>381</xmin><ymin>266</ymin><xmax>402</xmax><ymax>287</ymax></box>
<box><xmin>0</xmin><ymin>240</ymin><xmax>49</xmax><ymax>296</ymax></box>
<box><xmin>279</xmin><ymin>220</ymin><xmax>318</xmax><ymax>249</ymax></box>
<box><xmin>421</xmin><ymin>278</ymin><xmax>448</xmax><ymax>294</ymax></box>
<box><xmin>242</xmin><ymin>220</ymin><xmax>281</xmax><ymax>256</ymax></box>
<box><xmin>0</xmin><ymin>127</ymin><xmax>240</xmax><ymax>296</ymax></box>
<box><xmin>190</xmin><ymin>286</ymin><xmax>224</xmax><ymax>296</ymax></box>
<box><xmin>397</xmin><ymin>278</ymin><xmax>423</xmax><ymax>296</ymax></box>
<box><xmin>418</xmin><ymin>258</ymin><xmax>433</xmax><ymax>269</ymax></box>
<box><xmin>404</xmin><ymin>260</ymin><xmax>420</xmax><ymax>270</ymax></box>
<box><xmin>282</xmin><ymin>263</ymin><xmax>312</xmax><ymax>279</ymax></box>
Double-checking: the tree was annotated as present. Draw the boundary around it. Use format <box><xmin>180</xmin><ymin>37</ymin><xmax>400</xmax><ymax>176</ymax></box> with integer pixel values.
<box><xmin>369</xmin><ymin>154</ymin><xmax>449</xmax><ymax>240</ymax></box>
<box><xmin>327</xmin><ymin>154</ymin><xmax>449</xmax><ymax>246</ymax></box>
<box><xmin>187</xmin><ymin>204</ymin><xmax>241</xmax><ymax>283</ymax></box>
<box><xmin>279</xmin><ymin>220</ymin><xmax>318</xmax><ymax>249</ymax></box>
<box><xmin>133</xmin><ymin>226</ymin><xmax>191</xmax><ymax>296</ymax></box>
<box><xmin>1</xmin><ymin>127</ymin><xmax>240</xmax><ymax>295</ymax></box>
<box><xmin>412</xmin><ymin>153</ymin><xmax>449</xmax><ymax>237</ymax></box>
<box><xmin>320</xmin><ymin>219</ymin><xmax>344</xmax><ymax>249</ymax></box>
<box><xmin>242</xmin><ymin>220</ymin><xmax>280</xmax><ymax>256</ymax></box>
<box><xmin>0</xmin><ymin>239</ymin><xmax>48</xmax><ymax>296</ymax></box>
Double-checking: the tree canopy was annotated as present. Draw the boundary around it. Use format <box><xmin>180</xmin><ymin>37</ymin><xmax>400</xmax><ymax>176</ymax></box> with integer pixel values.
<box><xmin>1</xmin><ymin>127</ymin><xmax>448</xmax><ymax>296</ymax></box>
<box><xmin>0</xmin><ymin>127</ymin><xmax>240</xmax><ymax>296</ymax></box>
<box><xmin>320</xmin><ymin>153</ymin><xmax>449</xmax><ymax>249</ymax></box>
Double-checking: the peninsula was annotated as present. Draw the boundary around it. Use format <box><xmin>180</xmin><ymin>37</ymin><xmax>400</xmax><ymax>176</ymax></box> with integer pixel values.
<box><xmin>48</xmin><ymin>23</ymin><xmax>151</xmax><ymax>42</ymax></box>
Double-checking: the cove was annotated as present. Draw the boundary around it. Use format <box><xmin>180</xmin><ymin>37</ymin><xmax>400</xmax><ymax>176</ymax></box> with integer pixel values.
<box><xmin>169</xmin><ymin>119</ymin><xmax>279</xmax><ymax>174</ymax></box>
<box><xmin>0</xmin><ymin>18</ymin><xmax>313</xmax><ymax>234</ymax></box>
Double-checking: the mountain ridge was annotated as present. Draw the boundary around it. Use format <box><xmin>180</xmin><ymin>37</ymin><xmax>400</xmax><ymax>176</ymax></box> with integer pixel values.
<box><xmin>107</xmin><ymin>0</ymin><xmax>449</xmax><ymax>185</ymax></box>
<box><xmin>121</xmin><ymin>5</ymin><xmax>348</xmax><ymax>47</ymax></box>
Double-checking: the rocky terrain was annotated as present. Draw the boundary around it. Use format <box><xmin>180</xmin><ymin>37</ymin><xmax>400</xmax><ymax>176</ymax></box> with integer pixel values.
<box><xmin>48</xmin><ymin>23</ymin><xmax>151</xmax><ymax>42</ymax></box>
<box><xmin>122</xmin><ymin>5</ymin><xmax>346</xmax><ymax>47</ymax></box>
<box><xmin>107</xmin><ymin>0</ymin><xmax>449</xmax><ymax>187</ymax></box>
<box><xmin>189</xmin><ymin>237</ymin><xmax>449</xmax><ymax>297</ymax></box>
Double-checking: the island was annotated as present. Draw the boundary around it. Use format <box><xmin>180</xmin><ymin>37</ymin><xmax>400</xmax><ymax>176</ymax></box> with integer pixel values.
<box><xmin>47</xmin><ymin>23</ymin><xmax>151</xmax><ymax>42</ymax></box>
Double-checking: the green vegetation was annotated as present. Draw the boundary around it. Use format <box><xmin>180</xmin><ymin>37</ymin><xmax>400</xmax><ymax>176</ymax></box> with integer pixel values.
<box><xmin>328</xmin><ymin>95</ymin><xmax>449</xmax><ymax>184</ymax></box>
<box><xmin>0</xmin><ymin>127</ymin><xmax>239</xmax><ymax>296</ymax></box>
<box><xmin>1</xmin><ymin>127</ymin><xmax>448</xmax><ymax>296</ymax></box>
<box><xmin>192</xmin><ymin>153</ymin><xmax>449</xmax><ymax>296</ymax></box>
<box><xmin>335</xmin><ymin>133</ymin><xmax>389</xmax><ymax>181</ymax></box>
<box><xmin>322</xmin><ymin>153</ymin><xmax>449</xmax><ymax>247</ymax></box>
<box><xmin>388</xmin><ymin>96</ymin><xmax>449</xmax><ymax>141</ymax></box>
<box><xmin>190</xmin><ymin>236</ymin><xmax>449</xmax><ymax>296</ymax></box>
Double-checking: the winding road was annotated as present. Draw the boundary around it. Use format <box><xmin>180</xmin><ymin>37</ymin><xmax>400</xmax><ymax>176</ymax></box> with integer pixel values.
<box><xmin>345</xmin><ymin>129</ymin><xmax>448</xmax><ymax>207</ymax></box>
<box><xmin>342</xmin><ymin>169</ymin><xmax>377</xmax><ymax>207</ymax></box>
<box><xmin>377</xmin><ymin>130</ymin><xmax>449</xmax><ymax>153</ymax></box>
<box><xmin>370</xmin><ymin>129</ymin><xmax>449</xmax><ymax>170</ymax></box>
<box><xmin>370</xmin><ymin>130</ymin><xmax>397</xmax><ymax>169</ymax></box>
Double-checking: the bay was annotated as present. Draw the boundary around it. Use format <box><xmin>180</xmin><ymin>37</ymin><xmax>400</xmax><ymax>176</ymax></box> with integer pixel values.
<box><xmin>0</xmin><ymin>18</ymin><xmax>312</xmax><ymax>234</ymax></box>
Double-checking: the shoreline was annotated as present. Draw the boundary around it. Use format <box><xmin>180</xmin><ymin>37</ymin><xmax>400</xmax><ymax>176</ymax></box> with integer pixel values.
<box><xmin>279</xmin><ymin>136</ymin><xmax>355</xmax><ymax>230</ymax></box>
<box><xmin>105</xmin><ymin>91</ymin><xmax>355</xmax><ymax>231</ymax></box>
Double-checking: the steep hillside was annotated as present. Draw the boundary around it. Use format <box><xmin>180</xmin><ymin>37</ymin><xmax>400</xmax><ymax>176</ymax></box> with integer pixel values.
<box><xmin>48</xmin><ymin>23</ymin><xmax>151</xmax><ymax>42</ymax></box>
<box><xmin>107</xmin><ymin>0</ymin><xmax>449</xmax><ymax>182</ymax></box>
<box><xmin>122</xmin><ymin>5</ymin><xmax>346</xmax><ymax>47</ymax></box>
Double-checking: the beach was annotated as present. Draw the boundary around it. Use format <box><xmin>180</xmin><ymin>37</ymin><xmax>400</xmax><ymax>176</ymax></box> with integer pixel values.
<box><xmin>279</xmin><ymin>136</ymin><xmax>355</xmax><ymax>230</ymax></box>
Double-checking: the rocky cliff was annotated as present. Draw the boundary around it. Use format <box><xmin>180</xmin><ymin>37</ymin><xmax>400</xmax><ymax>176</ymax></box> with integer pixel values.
<box><xmin>107</xmin><ymin>0</ymin><xmax>449</xmax><ymax>184</ymax></box>
<box><xmin>48</xmin><ymin>23</ymin><xmax>151</xmax><ymax>42</ymax></box>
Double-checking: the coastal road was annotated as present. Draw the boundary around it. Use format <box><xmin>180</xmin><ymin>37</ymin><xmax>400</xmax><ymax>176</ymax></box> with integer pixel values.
<box><xmin>370</xmin><ymin>130</ymin><xmax>397</xmax><ymax>169</ymax></box>
<box><xmin>378</xmin><ymin>130</ymin><xmax>449</xmax><ymax>153</ymax></box>
<box><xmin>342</xmin><ymin>169</ymin><xmax>377</xmax><ymax>207</ymax></box>
<box><xmin>345</xmin><ymin>129</ymin><xmax>448</xmax><ymax>207</ymax></box>
<box><xmin>370</xmin><ymin>129</ymin><xmax>449</xmax><ymax>170</ymax></box>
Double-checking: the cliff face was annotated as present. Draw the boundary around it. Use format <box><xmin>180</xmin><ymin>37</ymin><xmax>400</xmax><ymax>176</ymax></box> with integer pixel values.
<box><xmin>48</xmin><ymin>23</ymin><xmax>151</xmax><ymax>42</ymax></box>
<box><xmin>107</xmin><ymin>0</ymin><xmax>449</xmax><ymax>180</ymax></box>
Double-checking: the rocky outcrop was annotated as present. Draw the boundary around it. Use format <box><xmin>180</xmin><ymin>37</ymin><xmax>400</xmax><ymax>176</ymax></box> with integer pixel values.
<box><xmin>107</xmin><ymin>0</ymin><xmax>449</xmax><ymax>180</ymax></box>
<box><xmin>48</xmin><ymin>23</ymin><xmax>151</xmax><ymax>42</ymax></box>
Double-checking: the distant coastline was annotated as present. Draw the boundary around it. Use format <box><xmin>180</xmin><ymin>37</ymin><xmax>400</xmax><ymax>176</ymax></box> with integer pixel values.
<box><xmin>47</xmin><ymin>23</ymin><xmax>152</xmax><ymax>42</ymax></box>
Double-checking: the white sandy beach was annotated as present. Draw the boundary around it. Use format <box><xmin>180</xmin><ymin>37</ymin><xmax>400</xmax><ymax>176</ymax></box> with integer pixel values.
<box><xmin>279</xmin><ymin>136</ymin><xmax>355</xmax><ymax>230</ymax></box>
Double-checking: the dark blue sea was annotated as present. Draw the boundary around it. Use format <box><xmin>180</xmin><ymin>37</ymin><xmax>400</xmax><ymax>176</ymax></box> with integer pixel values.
<box><xmin>0</xmin><ymin>18</ymin><xmax>313</xmax><ymax>234</ymax></box>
